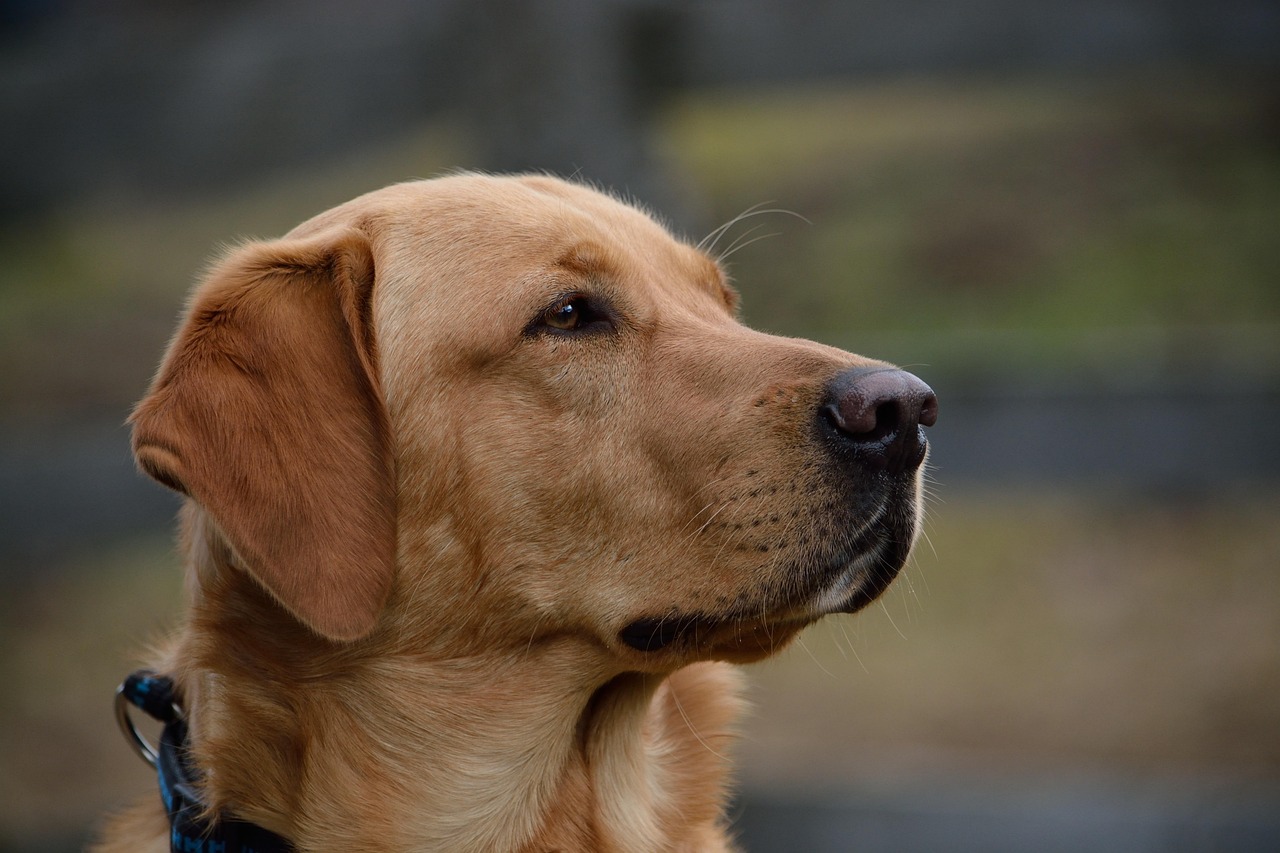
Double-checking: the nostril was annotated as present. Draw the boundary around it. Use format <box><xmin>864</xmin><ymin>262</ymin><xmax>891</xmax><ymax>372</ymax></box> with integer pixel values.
<box><xmin>822</xmin><ymin>366</ymin><xmax>938</xmax><ymax>475</ymax></box>
<box><xmin>832</xmin><ymin>399</ymin><xmax>900</xmax><ymax>443</ymax></box>
<box><xmin>870</xmin><ymin>401</ymin><xmax>900</xmax><ymax>441</ymax></box>
<box><xmin>823</xmin><ymin>398</ymin><xmax>877</xmax><ymax>437</ymax></box>
<box><xmin>920</xmin><ymin>393</ymin><xmax>939</xmax><ymax>428</ymax></box>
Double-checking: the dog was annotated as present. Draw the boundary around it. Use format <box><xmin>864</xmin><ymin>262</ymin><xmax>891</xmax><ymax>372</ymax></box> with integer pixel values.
<box><xmin>94</xmin><ymin>174</ymin><xmax>936</xmax><ymax>852</ymax></box>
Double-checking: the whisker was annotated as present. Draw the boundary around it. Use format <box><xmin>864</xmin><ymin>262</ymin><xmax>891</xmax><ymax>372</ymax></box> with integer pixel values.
<box><xmin>669</xmin><ymin>680</ymin><xmax>731</xmax><ymax>762</ymax></box>
<box><xmin>715</xmin><ymin>222</ymin><xmax>770</xmax><ymax>257</ymax></box>
<box><xmin>824</xmin><ymin>619</ymin><xmax>849</xmax><ymax>661</ymax></box>
<box><xmin>838</xmin><ymin>618</ymin><xmax>870</xmax><ymax>674</ymax></box>
<box><xmin>796</xmin><ymin>635</ymin><xmax>837</xmax><ymax>680</ymax></box>
<box><xmin>878</xmin><ymin>597</ymin><xmax>909</xmax><ymax>642</ymax></box>
<box><xmin>678</xmin><ymin>500</ymin><xmax>719</xmax><ymax>536</ymax></box>
<box><xmin>680</xmin><ymin>500</ymin><xmax>735</xmax><ymax>548</ymax></box>
<box><xmin>697</xmin><ymin>202</ymin><xmax>773</xmax><ymax>253</ymax></box>
<box><xmin>698</xmin><ymin>205</ymin><xmax>811</xmax><ymax>256</ymax></box>
<box><xmin>718</xmin><ymin>230</ymin><xmax>783</xmax><ymax>264</ymax></box>
<box><xmin>522</xmin><ymin>612</ymin><xmax>548</xmax><ymax>662</ymax></box>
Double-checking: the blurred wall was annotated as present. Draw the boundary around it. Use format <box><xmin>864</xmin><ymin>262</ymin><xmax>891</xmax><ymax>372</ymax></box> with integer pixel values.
<box><xmin>3</xmin><ymin>0</ymin><xmax>1277</xmax><ymax>215</ymax></box>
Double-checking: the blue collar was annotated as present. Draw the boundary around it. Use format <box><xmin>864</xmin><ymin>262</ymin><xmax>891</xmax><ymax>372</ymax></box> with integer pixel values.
<box><xmin>117</xmin><ymin>671</ymin><xmax>295</xmax><ymax>853</ymax></box>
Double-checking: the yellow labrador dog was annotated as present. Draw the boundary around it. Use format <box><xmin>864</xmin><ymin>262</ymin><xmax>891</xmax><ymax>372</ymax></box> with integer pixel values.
<box><xmin>96</xmin><ymin>174</ymin><xmax>936</xmax><ymax>852</ymax></box>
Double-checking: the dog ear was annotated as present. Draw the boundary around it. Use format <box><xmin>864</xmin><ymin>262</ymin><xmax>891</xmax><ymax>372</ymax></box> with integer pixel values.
<box><xmin>130</xmin><ymin>227</ymin><xmax>395</xmax><ymax>642</ymax></box>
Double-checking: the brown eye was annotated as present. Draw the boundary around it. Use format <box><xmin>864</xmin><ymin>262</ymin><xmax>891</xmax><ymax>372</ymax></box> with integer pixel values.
<box><xmin>544</xmin><ymin>297</ymin><xmax>585</xmax><ymax>331</ymax></box>
<box><xmin>532</xmin><ymin>295</ymin><xmax>614</xmax><ymax>336</ymax></box>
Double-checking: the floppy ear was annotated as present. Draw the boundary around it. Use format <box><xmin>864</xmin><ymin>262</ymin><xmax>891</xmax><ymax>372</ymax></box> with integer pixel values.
<box><xmin>130</xmin><ymin>227</ymin><xmax>395</xmax><ymax>642</ymax></box>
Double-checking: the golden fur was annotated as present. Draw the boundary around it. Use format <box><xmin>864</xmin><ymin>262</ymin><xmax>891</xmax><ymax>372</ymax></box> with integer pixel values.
<box><xmin>94</xmin><ymin>174</ymin><xmax>928</xmax><ymax>852</ymax></box>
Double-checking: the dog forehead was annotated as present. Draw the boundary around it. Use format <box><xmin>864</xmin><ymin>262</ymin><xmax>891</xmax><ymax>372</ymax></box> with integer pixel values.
<box><xmin>364</xmin><ymin>175</ymin><xmax>726</xmax><ymax>330</ymax></box>
<box><xmin>289</xmin><ymin>174</ymin><xmax>726</xmax><ymax>301</ymax></box>
<box><xmin>297</xmin><ymin>173</ymin><xmax>660</xmax><ymax>245</ymax></box>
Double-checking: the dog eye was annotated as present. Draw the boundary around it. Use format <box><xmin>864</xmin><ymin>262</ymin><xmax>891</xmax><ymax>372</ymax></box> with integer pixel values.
<box><xmin>544</xmin><ymin>297</ymin><xmax>587</xmax><ymax>331</ymax></box>
<box><xmin>536</xmin><ymin>295</ymin><xmax>612</xmax><ymax>335</ymax></box>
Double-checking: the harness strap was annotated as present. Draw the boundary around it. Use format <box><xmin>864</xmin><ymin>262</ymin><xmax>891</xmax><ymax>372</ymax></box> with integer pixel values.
<box><xmin>118</xmin><ymin>671</ymin><xmax>296</xmax><ymax>853</ymax></box>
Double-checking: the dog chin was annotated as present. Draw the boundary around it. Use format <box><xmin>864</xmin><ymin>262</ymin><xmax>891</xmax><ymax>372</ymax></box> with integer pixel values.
<box><xmin>811</xmin><ymin>536</ymin><xmax>909</xmax><ymax>616</ymax></box>
<box><xmin>616</xmin><ymin>536</ymin><xmax>912</xmax><ymax>661</ymax></box>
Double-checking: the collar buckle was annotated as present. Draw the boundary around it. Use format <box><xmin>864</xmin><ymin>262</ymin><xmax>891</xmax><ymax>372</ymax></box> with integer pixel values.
<box><xmin>113</xmin><ymin>670</ymin><xmax>296</xmax><ymax>853</ymax></box>
<box><xmin>115</xmin><ymin>670</ymin><xmax>183</xmax><ymax>768</ymax></box>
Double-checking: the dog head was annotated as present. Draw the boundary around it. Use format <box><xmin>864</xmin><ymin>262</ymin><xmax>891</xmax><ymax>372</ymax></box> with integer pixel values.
<box><xmin>131</xmin><ymin>174</ymin><xmax>935</xmax><ymax>668</ymax></box>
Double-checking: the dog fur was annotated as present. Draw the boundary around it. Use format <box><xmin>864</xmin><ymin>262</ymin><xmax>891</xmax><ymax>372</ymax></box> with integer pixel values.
<box><xmin>93</xmin><ymin>174</ymin><xmax>929</xmax><ymax>852</ymax></box>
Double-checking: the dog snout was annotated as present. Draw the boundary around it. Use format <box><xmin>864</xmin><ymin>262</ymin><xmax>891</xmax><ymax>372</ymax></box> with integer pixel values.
<box><xmin>822</xmin><ymin>366</ymin><xmax>938</xmax><ymax>476</ymax></box>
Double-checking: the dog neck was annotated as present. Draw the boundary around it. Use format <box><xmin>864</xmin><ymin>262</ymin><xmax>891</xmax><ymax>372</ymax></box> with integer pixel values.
<box><xmin>165</xmin><ymin>507</ymin><xmax>743</xmax><ymax>853</ymax></box>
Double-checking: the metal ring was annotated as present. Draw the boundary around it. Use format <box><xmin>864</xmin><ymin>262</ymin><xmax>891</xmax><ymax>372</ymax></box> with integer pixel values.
<box><xmin>115</xmin><ymin>685</ymin><xmax>159</xmax><ymax>768</ymax></box>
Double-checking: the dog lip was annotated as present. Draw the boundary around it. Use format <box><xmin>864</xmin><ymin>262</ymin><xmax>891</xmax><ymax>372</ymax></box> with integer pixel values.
<box><xmin>618</xmin><ymin>612</ymin><xmax>812</xmax><ymax>654</ymax></box>
<box><xmin>618</xmin><ymin>617</ymin><xmax>687</xmax><ymax>651</ymax></box>
<box><xmin>824</xmin><ymin>534</ymin><xmax>913</xmax><ymax>615</ymax></box>
<box><xmin>619</xmin><ymin>543</ymin><xmax>902</xmax><ymax>653</ymax></box>
<box><xmin>808</xmin><ymin>544</ymin><xmax>885</xmax><ymax>614</ymax></box>
<box><xmin>619</xmin><ymin>507</ymin><xmax>914</xmax><ymax>653</ymax></box>
<box><xmin>800</xmin><ymin>517</ymin><xmax>886</xmax><ymax>602</ymax></box>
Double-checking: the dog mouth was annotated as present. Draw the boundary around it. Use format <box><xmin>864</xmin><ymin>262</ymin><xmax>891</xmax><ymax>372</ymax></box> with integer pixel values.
<box><xmin>617</xmin><ymin>611</ymin><xmax>817</xmax><ymax>655</ymax></box>
<box><xmin>618</xmin><ymin>512</ymin><xmax>914</xmax><ymax>655</ymax></box>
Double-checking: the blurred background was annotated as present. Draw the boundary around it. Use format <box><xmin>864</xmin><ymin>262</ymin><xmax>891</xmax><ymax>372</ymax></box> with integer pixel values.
<box><xmin>2</xmin><ymin>1</ymin><xmax>1278</xmax><ymax>850</ymax></box>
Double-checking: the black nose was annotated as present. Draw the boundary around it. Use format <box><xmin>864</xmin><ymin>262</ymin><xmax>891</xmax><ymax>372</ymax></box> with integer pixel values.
<box><xmin>822</xmin><ymin>367</ymin><xmax>938</xmax><ymax>475</ymax></box>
